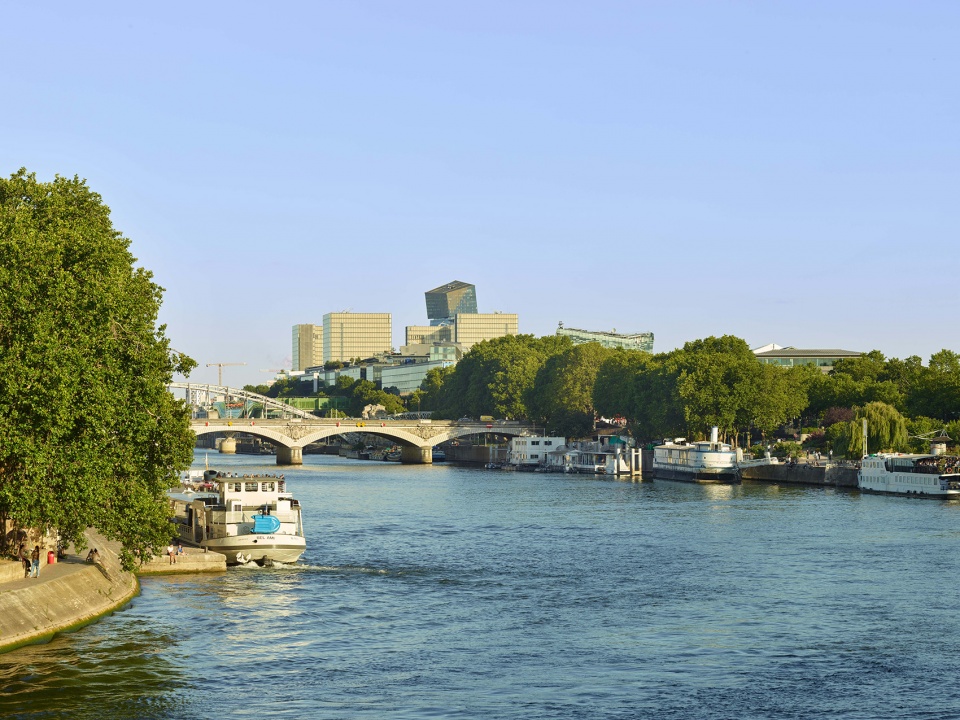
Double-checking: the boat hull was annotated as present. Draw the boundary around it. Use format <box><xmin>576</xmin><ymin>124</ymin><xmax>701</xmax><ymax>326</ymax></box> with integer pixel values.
<box><xmin>857</xmin><ymin>485</ymin><xmax>960</xmax><ymax>499</ymax></box>
<box><xmin>652</xmin><ymin>466</ymin><xmax>741</xmax><ymax>484</ymax></box>
<box><xmin>187</xmin><ymin>535</ymin><xmax>307</xmax><ymax>565</ymax></box>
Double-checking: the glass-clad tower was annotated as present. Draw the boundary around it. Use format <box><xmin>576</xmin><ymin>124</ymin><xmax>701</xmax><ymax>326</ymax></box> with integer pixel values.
<box><xmin>425</xmin><ymin>281</ymin><xmax>477</xmax><ymax>326</ymax></box>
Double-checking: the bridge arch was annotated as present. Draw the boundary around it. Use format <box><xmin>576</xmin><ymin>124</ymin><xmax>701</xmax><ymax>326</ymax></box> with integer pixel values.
<box><xmin>191</xmin><ymin>421</ymin><xmax>535</xmax><ymax>466</ymax></box>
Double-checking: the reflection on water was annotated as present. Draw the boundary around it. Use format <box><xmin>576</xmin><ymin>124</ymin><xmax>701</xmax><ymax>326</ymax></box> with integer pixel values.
<box><xmin>0</xmin><ymin>616</ymin><xmax>186</xmax><ymax>720</ymax></box>
<box><xmin>4</xmin><ymin>454</ymin><xmax>960</xmax><ymax>719</ymax></box>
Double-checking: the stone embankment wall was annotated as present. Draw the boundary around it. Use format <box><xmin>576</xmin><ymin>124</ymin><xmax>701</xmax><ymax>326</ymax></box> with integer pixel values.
<box><xmin>740</xmin><ymin>463</ymin><xmax>858</xmax><ymax>488</ymax></box>
<box><xmin>0</xmin><ymin>535</ymin><xmax>138</xmax><ymax>653</ymax></box>
<box><xmin>1</xmin><ymin>536</ymin><xmax>228</xmax><ymax>653</ymax></box>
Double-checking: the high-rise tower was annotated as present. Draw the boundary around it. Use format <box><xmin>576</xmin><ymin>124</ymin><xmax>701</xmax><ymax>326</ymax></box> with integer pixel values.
<box><xmin>425</xmin><ymin>281</ymin><xmax>477</xmax><ymax>326</ymax></box>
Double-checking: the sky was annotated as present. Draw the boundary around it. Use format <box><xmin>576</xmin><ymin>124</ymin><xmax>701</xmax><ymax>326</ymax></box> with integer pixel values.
<box><xmin>3</xmin><ymin>2</ymin><xmax>957</xmax><ymax>388</ymax></box>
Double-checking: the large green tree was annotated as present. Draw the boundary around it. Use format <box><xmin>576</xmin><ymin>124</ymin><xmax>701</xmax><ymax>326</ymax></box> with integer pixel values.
<box><xmin>528</xmin><ymin>343</ymin><xmax>616</xmax><ymax>438</ymax></box>
<box><xmin>428</xmin><ymin>334</ymin><xmax>572</xmax><ymax>419</ymax></box>
<box><xmin>828</xmin><ymin>401</ymin><xmax>909</xmax><ymax>457</ymax></box>
<box><xmin>0</xmin><ymin>170</ymin><xmax>196</xmax><ymax>568</ymax></box>
<box><xmin>907</xmin><ymin>350</ymin><xmax>960</xmax><ymax>421</ymax></box>
<box><xmin>592</xmin><ymin>349</ymin><xmax>649</xmax><ymax>423</ymax></box>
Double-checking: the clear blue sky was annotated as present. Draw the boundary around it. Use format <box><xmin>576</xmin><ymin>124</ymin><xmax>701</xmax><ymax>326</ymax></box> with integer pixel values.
<box><xmin>3</xmin><ymin>2</ymin><xmax>957</xmax><ymax>388</ymax></box>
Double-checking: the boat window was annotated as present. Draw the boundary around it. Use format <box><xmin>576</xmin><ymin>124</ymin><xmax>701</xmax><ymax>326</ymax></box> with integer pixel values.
<box><xmin>262</xmin><ymin>482</ymin><xmax>275</xmax><ymax>492</ymax></box>
<box><xmin>229</xmin><ymin>483</ymin><xmax>242</xmax><ymax>492</ymax></box>
<box><xmin>545</xmin><ymin>441</ymin><xmax>553</xmax><ymax>446</ymax></box>
<box><xmin>245</xmin><ymin>482</ymin><xmax>258</xmax><ymax>492</ymax></box>
<box><xmin>278</xmin><ymin>481</ymin><xmax>285</xmax><ymax>492</ymax></box>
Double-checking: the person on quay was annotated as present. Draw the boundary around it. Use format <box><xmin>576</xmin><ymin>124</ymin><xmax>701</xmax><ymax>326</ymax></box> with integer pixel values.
<box><xmin>30</xmin><ymin>545</ymin><xmax>41</xmax><ymax>578</ymax></box>
<box><xmin>19</xmin><ymin>543</ymin><xmax>29</xmax><ymax>578</ymax></box>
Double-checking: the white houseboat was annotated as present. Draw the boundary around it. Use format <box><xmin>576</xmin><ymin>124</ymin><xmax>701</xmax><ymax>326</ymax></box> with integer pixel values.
<box><xmin>507</xmin><ymin>436</ymin><xmax>566</xmax><ymax>470</ymax></box>
<box><xmin>858</xmin><ymin>454</ymin><xmax>960</xmax><ymax>497</ymax></box>
<box><xmin>652</xmin><ymin>427</ymin><xmax>742</xmax><ymax>483</ymax></box>
<box><xmin>170</xmin><ymin>470</ymin><xmax>306</xmax><ymax>565</ymax></box>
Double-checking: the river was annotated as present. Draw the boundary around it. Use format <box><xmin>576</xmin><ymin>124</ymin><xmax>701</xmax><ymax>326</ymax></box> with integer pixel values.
<box><xmin>3</xmin><ymin>453</ymin><xmax>960</xmax><ymax>719</ymax></box>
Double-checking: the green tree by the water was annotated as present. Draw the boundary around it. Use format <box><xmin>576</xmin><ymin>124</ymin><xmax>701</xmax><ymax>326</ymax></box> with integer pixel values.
<box><xmin>0</xmin><ymin>170</ymin><xmax>196</xmax><ymax>569</ymax></box>
<box><xmin>827</xmin><ymin>401</ymin><xmax>909</xmax><ymax>457</ymax></box>
<box><xmin>426</xmin><ymin>334</ymin><xmax>572</xmax><ymax>420</ymax></box>
<box><xmin>528</xmin><ymin>343</ymin><xmax>618</xmax><ymax>438</ymax></box>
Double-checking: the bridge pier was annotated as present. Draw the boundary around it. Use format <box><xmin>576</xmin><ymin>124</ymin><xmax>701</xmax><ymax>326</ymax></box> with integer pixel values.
<box><xmin>276</xmin><ymin>446</ymin><xmax>303</xmax><ymax>465</ymax></box>
<box><xmin>219</xmin><ymin>433</ymin><xmax>237</xmax><ymax>454</ymax></box>
<box><xmin>401</xmin><ymin>446</ymin><xmax>432</xmax><ymax>464</ymax></box>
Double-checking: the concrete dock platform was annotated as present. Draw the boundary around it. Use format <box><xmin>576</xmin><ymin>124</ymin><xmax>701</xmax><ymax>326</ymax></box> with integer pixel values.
<box><xmin>138</xmin><ymin>546</ymin><xmax>227</xmax><ymax>575</ymax></box>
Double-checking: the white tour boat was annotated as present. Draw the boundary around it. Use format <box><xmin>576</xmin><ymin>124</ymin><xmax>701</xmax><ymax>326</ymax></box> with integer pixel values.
<box><xmin>652</xmin><ymin>427</ymin><xmax>742</xmax><ymax>484</ymax></box>
<box><xmin>858</xmin><ymin>454</ymin><xmax>960</xmax><ymax>498</ymax></box>
<box><xmin>170</xmin><ymin>470</ymin><xmax>306</xmax><ymax>565</ymax></box>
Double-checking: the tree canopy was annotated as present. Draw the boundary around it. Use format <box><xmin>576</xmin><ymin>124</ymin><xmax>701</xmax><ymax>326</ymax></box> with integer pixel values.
<box><xmin>426</xmin><ymin>334</ymin><xmax>573</xmax><ymax>420</ymax></box>
<box><xmin>407</xmin><ymin>324</ymin><xmax>960</xmax><ymax>453</ymax></box>
<box><xmin>528</xmin><ymin>343</ymin><xmax>618</xmax><ymax>437</ymax></box>
<box><xmin>0</xmin><ymin>170</ymin><xmax>196</xmax><ymax>568</ymax></box>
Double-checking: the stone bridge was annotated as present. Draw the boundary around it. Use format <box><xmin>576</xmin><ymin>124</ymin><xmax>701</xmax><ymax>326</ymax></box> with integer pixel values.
<box><xmin>169</xmin><ymin>382</ymin><xmax>535</xmax><ymax>465</ymax></box>
<box><xmin>191</xmin><ymin>417</ymin><xmax>534</xmax><ymax>465</ymax></box>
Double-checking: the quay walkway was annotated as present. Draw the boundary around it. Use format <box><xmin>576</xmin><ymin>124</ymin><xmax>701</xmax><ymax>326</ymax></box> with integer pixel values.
<box><xmin>0</xmin><ymin>532</ymin><xmax>226</xmax><ymax>654</ymax></box>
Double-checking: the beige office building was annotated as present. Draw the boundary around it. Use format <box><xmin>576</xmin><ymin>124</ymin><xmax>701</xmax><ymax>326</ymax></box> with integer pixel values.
<box><xmin>292</xmin><ymin>324</ymin><xmax>323</xmax><ymax>371</ymax></box>
<box><xmin>323</xmin><ymin>312</ymin><xmax>392</xmax><ymax>363</ymax></box>
<box><xmin>454</xmin><ymin>313</ymin><xmax>519</xmax><ymax>352</ymax></box>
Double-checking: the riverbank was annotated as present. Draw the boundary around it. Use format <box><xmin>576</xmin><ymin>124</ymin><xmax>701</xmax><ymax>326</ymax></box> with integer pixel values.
<box><xmin>0</xmin><ymin>533</ymin><xmax>227</xmax><ymax>654</ymax></box>
<box><xmin>0</xmin><ymin>532</ymin><xmax>138</xmax><ymax>653</ymax></box>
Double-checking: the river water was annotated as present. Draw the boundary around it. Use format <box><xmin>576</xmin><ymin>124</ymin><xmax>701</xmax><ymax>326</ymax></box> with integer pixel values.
<box><xmin>3</xmin><ymin>453</ymin><xmax>960</xmax><ymax>719</ymax></box>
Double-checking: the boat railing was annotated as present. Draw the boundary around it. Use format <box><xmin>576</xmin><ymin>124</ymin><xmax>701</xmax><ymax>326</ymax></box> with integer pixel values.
<box><xmin>221</xmin><ymin>510</ymin><xmax>301</xmax><ymax>525</ymax></box>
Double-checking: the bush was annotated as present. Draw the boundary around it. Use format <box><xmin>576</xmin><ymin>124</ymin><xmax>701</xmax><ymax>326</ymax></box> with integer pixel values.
<box><xmin>773</xmin><ymin>441</ymin><xmax>803</xmax><ymax>460</ymax></box>
<box><xmin>822</xmin><ymin>406</ymin><xmax>854</xmax><ymax>427</ymax></box>
<box><xmin>803</xmin><ymin>431</ymin><xmax>827</xmax><ymax>450</ymax></box>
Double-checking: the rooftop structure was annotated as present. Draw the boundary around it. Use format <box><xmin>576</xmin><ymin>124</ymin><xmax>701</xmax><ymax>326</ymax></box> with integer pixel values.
<box><xmin>425</xmin><ymin>281</ymin><xmax>478</xmax><ymax>326</ymax></box>
<box><xmin>557</xmin><ymin>325</ymin><xmax>654</xmax><ymax>353</ymax></box>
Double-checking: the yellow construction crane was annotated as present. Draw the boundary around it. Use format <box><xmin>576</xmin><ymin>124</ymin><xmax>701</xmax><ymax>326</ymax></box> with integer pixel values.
<box><xmin>206</xmin><ymin>362</ymin><xmax>247</xmax><ymax>386</ymax></box>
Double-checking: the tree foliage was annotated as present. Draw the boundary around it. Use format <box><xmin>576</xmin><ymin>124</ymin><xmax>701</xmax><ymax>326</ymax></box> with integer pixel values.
<box><xmin>0</xmin><ymin>170</ymin><xmax>196</xmax><ymax>568</ymax></box>
<box><xmin>590</xmin><ymin>336</ymin><xmax>808</xmax><ymax>444</ymax></box>
<box><xmin>828</xmin><ymin>401</ymin><xmax>909</xmax><ymax>457</ymax></box>
<box><xmin>414</xmin><ymin>330</ymin><xmax>960</xmax><ymax>452</ymax></box>
<box><xmin>426</xmin><ymin>335</ymin><xmax>573</xmax><ymax>419</ymax></box>
<box><xmin>527</xmin><ymin>343</ymin><xmax>617</xmax><ymax>438</ymax></box>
